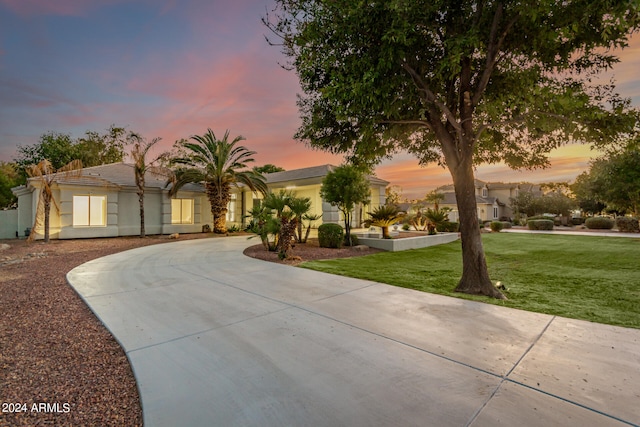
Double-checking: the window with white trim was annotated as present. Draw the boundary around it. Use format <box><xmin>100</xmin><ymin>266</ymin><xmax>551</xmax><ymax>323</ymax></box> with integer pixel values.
<box><xmin>171</xmin><ymin>199</ymin><xmax>193</xmax><ymax>224</ymax></box>
<box><xmin>493</xmin><ymin>207</ymin><xmax>499</xmax><ymax>219</ymax></box>
<box><xmin>73</xmin><ymin>195</ymin><xmax>107</xmax><ymax>227</ymax></box>
<box><xmin>482</xmin><ymin>188</ymin><xmax>488</xmax><ymax>197</ymax></box>
<box><xmin>226</xmin><ymin>194</ymin><xmax>237</xmax><ymax>222</ymax></box>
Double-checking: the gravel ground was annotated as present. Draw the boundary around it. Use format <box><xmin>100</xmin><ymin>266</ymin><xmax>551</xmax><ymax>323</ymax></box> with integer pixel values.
<box><xmin>0</xmin><ymin>233</ymin><xmax>219</xmax><ymax>427</ymax></box>
<box><xmin>0</xmin><ymin>232</ymin><xmax>385</xmax><ymax>426</ymax></box>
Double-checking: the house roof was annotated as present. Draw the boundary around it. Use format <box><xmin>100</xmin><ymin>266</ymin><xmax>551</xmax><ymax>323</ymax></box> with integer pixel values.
<box><xmin>24</xmin><ymin>162</ymin><xmax>202</xmax><ymax>192</ymax></box>
<box><xmin>264</xmin><ymin>164</ymin><xmax>389</xmax><ymax>186</ymax></box>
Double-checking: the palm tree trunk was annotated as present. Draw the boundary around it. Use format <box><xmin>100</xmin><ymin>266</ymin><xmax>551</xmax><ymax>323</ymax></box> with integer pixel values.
<box><xmin>43</xmin><ymin>199</ymin><xmax>51</xmax><ymax>243</ymax></box>
<box><xmin>139</xmin><ymin>192</ymin><xmax>145</xmax><ymax>238</ymax></box>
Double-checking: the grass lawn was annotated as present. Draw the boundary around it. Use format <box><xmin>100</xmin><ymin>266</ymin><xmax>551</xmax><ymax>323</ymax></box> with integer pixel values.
<box><xmin>300</xmin><ymin>233</ymin><xmax>640</xmax><ymax>329</ymax></box>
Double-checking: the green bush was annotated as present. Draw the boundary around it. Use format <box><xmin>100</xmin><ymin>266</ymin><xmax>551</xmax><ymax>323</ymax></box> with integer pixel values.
<box><xmin>571</xmin><ymin>217</ymin><xmax>586</xmax><ymax>225</ymax></box>
<box><xmin>585</xmin><ymin>217</ymin><xmax>614</xmax><ymax>230</ymax></box>
<box><xmin>615</xmin><ymin>217</ymin><xmax>639</xmax><ymax>233</ymax></box>
<box><xmin>490</xmin><ymin>221</ymin><xmax>504</xmax><ymax>232</ymax></box>
<box><xmin>318</xmin><ymin>223</ymin><xmax>344</xmax><ymax>248</ymax></box>
<box><xmin>501</xmin><ymin>221</ymin><xmax>513</xmax><ymax>229</ymax></box>
<box><xmin>527</xmin><ymin>219</ymin><xmax>554</xmax><ymax>230</ymax></box>
<box><xmin>344</xmin><ymin>234</ymin><xmax>359</xmax><ymax>246</ymax></box>
<box><xmin>436</xmin><ymin>221</ymin><xmax>459</xmax><ymax>232</ymax></box>
<box><xmin>402</xmin><ymin>223</ymin><xmax>410</xmax><ymax>231</ymax></box>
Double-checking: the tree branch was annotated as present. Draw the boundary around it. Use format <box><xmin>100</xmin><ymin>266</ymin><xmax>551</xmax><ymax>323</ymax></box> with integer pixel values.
<box><xmin>401</xmin><ymin>62</ymin><xmax>463</xmax><ymax>136</ymax></box>
<box><xmin>472</xmin><ymin>5</ymin><xmax>520</xmax><ymax>106</ymax></box>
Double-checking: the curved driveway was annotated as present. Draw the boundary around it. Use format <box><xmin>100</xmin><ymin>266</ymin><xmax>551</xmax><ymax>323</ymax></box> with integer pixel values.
<box><xmin>67</xmin><ymin>236</ymin><xmax>640</xmax><ymax>427</ymax></box>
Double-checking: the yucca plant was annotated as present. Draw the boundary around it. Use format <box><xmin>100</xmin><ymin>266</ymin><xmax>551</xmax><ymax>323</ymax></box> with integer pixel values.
<box><xmin>364</xmin><ymin>204</ymin><xmax>404</xmax><ymax>239</ymax></box>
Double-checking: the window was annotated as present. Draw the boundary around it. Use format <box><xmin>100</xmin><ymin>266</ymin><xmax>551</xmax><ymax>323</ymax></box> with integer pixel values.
<box><xmin>172</xmin><ymin>199</ymin><xmax>193</xmax><ymax>224</ymax></box>
<box><xmin>73</xmin><ymin>195</ymin><xmax>106</xmax><ymax>227</ymax></box>
<box><xmin>493</xmin><ymin>207</ymin><xmax>499</xmax><ymax>219</ymax></box>
<box><xmin>482</xmin><ymin>188</ymin><xmax>488</xmax><ymax>197</ymax></box>
<box><xmin>226</xmin><ymin>194</ymin><xmax>237</xmax><ymax>222</ymax></box>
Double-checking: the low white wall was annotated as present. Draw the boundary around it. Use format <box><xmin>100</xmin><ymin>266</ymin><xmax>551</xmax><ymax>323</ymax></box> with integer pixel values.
<box><xmin>0</xmin><ymin>209</ymin><xmax>19</xmax><ymax>239</ymax></box>
<box><xmin>356</xmin><ymin>232</ymin><xmax>459</xmax><ymax>252</ymax></box>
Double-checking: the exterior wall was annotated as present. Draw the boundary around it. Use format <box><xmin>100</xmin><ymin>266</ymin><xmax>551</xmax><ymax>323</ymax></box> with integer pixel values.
<box><xmin>0</xmin><ymin>209</ymin><xmax>18</xmax><ymax>239</ymax></box>
<box><xmin>58</xmin><ymin>187</ymin><xmax>119</xmax><ymax>239</ymax></box>
<box><xmin>162</xmin><ymin>191</ymin><xmax>207</xmax><ymax>235</ymax></box>
<box><xmin>16</xmin><ymin>190</ymin><xmax>33</xmax><ymax>238</ymax></box>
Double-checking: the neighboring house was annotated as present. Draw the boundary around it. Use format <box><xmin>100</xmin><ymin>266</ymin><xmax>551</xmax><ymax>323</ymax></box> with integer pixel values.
<box><xmin>431</xmin><ymin>180</ymin><xmax>541</xmax><ymax>222</ymax></box>
<box><xmin>6</xmin><ymin>163</ymin><xmax>388</xmax><ymax>240</ymax></box>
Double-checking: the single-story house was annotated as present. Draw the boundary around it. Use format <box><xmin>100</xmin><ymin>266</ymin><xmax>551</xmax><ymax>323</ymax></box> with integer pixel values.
<box><xmin>5</xmin><ymin>163</ymin><xmax>388</xmax><ymax>240</ymax></box>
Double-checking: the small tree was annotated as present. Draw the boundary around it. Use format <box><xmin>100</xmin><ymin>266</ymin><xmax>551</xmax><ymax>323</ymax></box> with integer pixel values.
<box><xmin>320</xmin><ymin>165</ymin><xmax>370</xmax><ymax>246</ymax></box>
<box><xmin>364</xmin><ymin>204</ymin><xmax>404</xmax><ymax>238</ymax></box>
<box><xmin>25</xmin><ymin>159</ymin><xmax>82</xmax><ymax>243</ymax></box>
<box><xmin>130</xmin><ymin>134</ymin><xmax>163</xmax><ymax>238</ymax></box>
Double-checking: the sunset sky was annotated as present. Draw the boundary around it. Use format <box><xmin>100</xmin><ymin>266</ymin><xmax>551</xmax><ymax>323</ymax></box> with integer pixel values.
<box><xmin>1</xmin><ymin>0</ymin><xmax>639</xmax><ymax>199</ymax></box>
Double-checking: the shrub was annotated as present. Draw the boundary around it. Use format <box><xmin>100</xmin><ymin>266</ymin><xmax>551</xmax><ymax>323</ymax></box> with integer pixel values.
<box><xmin>571</xmin><ymin>217</ymin><xmax>586</xmax><ymax>226</ymax></box>
<box><xmin>436</xmin><ymin>221</ymin><xmax>459</xmax><ymax>232</ymax></box>
<box><xmin>344</xmin><ymin>234</ymin><xmax>359</xmax><ymax>246</ymax></box>
<box><xmin>527</xmin><ymin>219</ymin><xmax>554</xmax><ymax>230</ymax></box>
<box><xmin>501</xmin><ymin>221</ymin><xmax>513</xmax><ymax>229</ymax></box>
<box><xmin>615</xmin><ymin>217</ymin><xmax>639</xmax><ymax>233</ymax></box>
<box><xmin>402</xmin><ymin>223</ymin><xmax>410</xmax><ymax>231</ymax></box>
<box><xmin>318</xmin><ymin>223</ymin><xmax>344</xmax><ymax>248</ymax></box>
<box><xmin>490</xmin><ymin>221</ymin><xmax>504</xmax><ymax>232</ymax></box>
<box><xmin>585</xmin><ymin>217</ymin><xmax>614</xmax><ymax>230</ymax></box>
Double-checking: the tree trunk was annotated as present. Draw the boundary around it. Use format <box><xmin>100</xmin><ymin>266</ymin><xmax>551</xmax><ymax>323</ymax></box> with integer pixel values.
<box><xmin>207</xmin><ymin>183</ymin><xmax>230</xmax><ymax>234</ymax></box>
<box><xmin>138</xmin><ymin>192</ymin><xmax>145</xmax><ymax>238</ymax></box>
<box><xmin>450</xmin><ymin>159</ymin><xmax>506</xmax><ymax>299</ymax></box>
<box><xmin>43</xmin><ymin>198</ymin><xmax>51</xmax><ymax>243</ymax></box>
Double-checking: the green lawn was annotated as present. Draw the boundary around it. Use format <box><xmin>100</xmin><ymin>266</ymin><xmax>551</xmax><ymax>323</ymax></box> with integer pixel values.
<box><xmin>300</xmin><ymin>233</ymin><xmax>640</xmax><ymax>329</ymax></box>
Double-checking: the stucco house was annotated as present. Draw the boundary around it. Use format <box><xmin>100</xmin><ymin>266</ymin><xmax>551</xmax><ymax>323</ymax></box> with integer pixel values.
<box><xmin>5</xmin><ymin>163</ymin><xmax>388</xmax><ymax>240</ymax></box>
<box><xmin>424</xmin><ymin>180</ymin><xmax>541</xmax><ymax>222</ymax></box>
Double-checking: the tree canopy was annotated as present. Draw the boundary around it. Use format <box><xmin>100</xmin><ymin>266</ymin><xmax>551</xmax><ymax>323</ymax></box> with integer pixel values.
<box><xmin>266</xmin><ymin>0</ymin><xmax>640</xmax><ymax>298</ymax></box>
<box><xmin>320</xmin><ymin>164</ymin><xmax>370</xmax><ymax>246</ymax></box>
<box><xmin>254</xmin><ymin>164</ymin><xmax>285</xmax><ymax>174</ymax></box>
<box><xmin>572</xmin><ymin>140</ymin><xmax>640</xmax><ymax>215</ymax></box>
<box><xmin>0</xmin><ymin>161</ymin><xmax>22</xmax><ymax>208</ymax></box>
<box><xmin>14</xmin><ymin>125</ymin><xmax>131</xmax><ymax>171</ymax></box>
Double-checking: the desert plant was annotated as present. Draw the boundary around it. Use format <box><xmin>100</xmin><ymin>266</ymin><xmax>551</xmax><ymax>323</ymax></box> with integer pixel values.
<box><xmin>402</xmin><ymin>223</ymin><xmax>410</xmax><ymax>231</ymax></box>
<box><xmin>363</xmin><ymin>204</ymin><xmax>404</xmax><ymax>238</ymax></box>
<box><xmin>490</xmin><ymin>221</ymin><xmax>504</xmax><ymax>232</ymax></box>
<box><xmin>25</xmin><ymin>159</ymin><xmax>83</xmax><ymax>242</ymax></box>
<box><xmin>302</xmin><ymin>213</ymin><xmax>322</xmax><ymax>243</ymax></box>
<box><xmin>615</xmin><ymin>217</ymin><xmax>639</xmax><ymax>233</ymax></box>
<box><xmin>527</xmin><ymin>219</ymin><xmax>554</xmax><ymax>230</ymax></box>
<box><xmin>585</xmin><ymin>216</ymin><xmax>615</xmax><ymax>230</ymax></box>
<box><xmin>318</xmin><ymin>223</ymin><xmax>344</xmax><ymax>248</ymax></box>
<box><xmin>168</xmin><ymin>128</ymin><xmax>267</xmax><ymax>233</ymax></box>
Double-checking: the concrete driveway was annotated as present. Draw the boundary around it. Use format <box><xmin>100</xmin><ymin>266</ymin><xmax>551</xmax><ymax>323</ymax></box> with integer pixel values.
<box><xmin>67</xmin><ymin>236</ymin><xmax>640</xmax><ymax>427</ymax></box>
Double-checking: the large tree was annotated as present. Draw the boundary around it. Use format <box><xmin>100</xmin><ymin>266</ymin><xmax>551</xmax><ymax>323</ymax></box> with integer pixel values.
<box><xmin>169</xmin><ymin>128</ymin><xmax>268</xmax><ymax>233</ymax></box>
<box><xmin>572</xmin><ymin>141</ymin><xmax>640</xmax><ymax>215</ymax></box>
<box><xmin>266</xmin><ymin>0</ymin><xmax>640</xmax><ymax>298</ymax></box>
<box><xmin>0</xmin><ymin>161</ymin><xmax>22</xmax><ymax>208</ymax></box>
<box><xmin>15</xmin><ymin>125</ymin><xmax>130</xmax><ymax>172</ymax></box>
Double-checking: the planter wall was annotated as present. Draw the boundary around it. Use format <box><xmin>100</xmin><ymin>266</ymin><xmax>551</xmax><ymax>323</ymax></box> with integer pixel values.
<box><xmin>355</xmin><ymin>232</ymin><xmax>459</xmax><ymax>252</ymax></box>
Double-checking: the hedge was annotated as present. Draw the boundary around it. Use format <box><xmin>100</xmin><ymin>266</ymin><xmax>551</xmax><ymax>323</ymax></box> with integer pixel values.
<box><xmin>615</xmin><ymin>217</ymin><xmax>639</xmax><ymax>233</ymax></box>
<box><xmin>527</xmin><ymin>219</ymin><xmax>554</xmax><ymax>230</ymax></box>
<box><xmin>490</xmin><ymin>221</ymin><xmax>504</xmax><ymax>232</ymax></box>
<box><xmin>318</xmin><ymin>223</ymin><xmax>344</xmax><ymax>248</ymax></box>
<box><xmin>585</xmin><ymin>217</ymin><xmax>614</xmax><ymax>230</ymax></box>
<box><xmin>436</xmin><ymin>221</ymin><xmax>459</xmax><ymax>232</ymax></box>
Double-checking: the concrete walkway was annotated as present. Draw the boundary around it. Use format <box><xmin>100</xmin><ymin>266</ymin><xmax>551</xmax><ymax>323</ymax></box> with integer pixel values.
<box><xmin>67</xmin><ymin>236</ymin><xmax>640</xmax><ymax>427</ymax></box>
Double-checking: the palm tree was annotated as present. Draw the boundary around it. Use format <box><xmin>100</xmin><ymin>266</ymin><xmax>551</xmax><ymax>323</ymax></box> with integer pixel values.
<box><xmin>131</xmin><ymin>134</ymin><xmax>163</xmax><ymax>238</ymax></box>
<box><xmin>169</xmin><ymin>128</ymin><xmax>268</xmax><ymax>233</ymax></box>
<box><xmin>364</xmin><ymin>204</ymin><xmax>404</xmax><ymax>239</ymax></box>
<box><xmin>26</xmin><ymin>159</ymin><xmax>82</xmax><ymax>243</ymax></box>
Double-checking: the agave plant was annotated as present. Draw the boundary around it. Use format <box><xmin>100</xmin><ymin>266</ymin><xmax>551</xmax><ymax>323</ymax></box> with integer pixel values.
<box><xmin>364</xmin><ymin>204</ymin><xmax>404</xmax><ymax>239</ymax></box>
